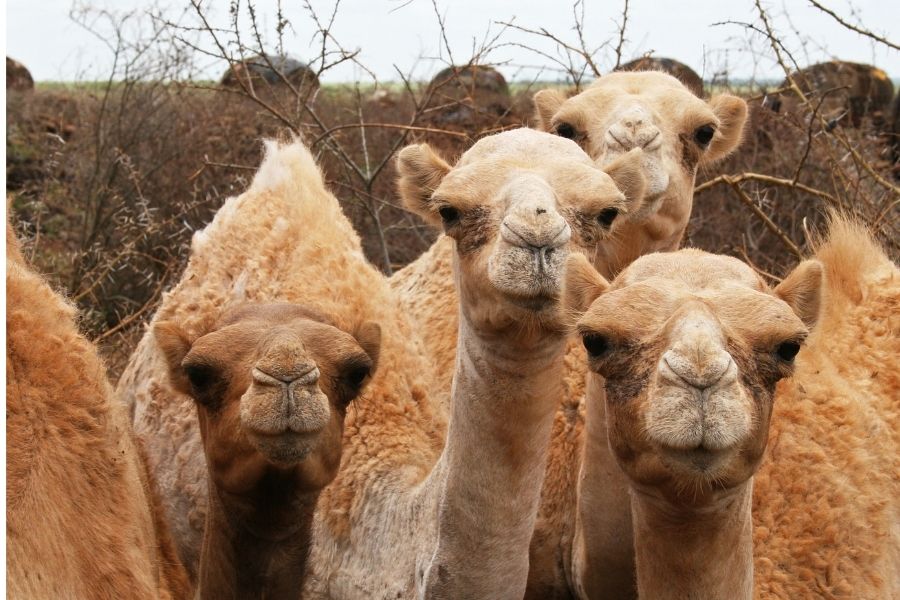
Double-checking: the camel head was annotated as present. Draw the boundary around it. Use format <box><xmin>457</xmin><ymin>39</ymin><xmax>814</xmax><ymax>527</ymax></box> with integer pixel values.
<box><xmin>397</xmin><ymin>128</ymin><xmax>645</xmax><ymax>334</ymax></box>
<box><xmin>154</xmin><ymin>303</ymin><xmax>381</xmax><ymax>495</ymax></box>
<box><xmin>565</xmin><ymin>251</ymin><xmax>822</xmax><ymax>505</ymax></box>
<box><xmin>533</xmin><ymin>72</ymin><xmax>748</xmax><ymax>274</ymax></box>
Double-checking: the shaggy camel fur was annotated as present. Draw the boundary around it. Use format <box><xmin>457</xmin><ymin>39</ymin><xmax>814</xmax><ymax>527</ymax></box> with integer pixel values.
<box><xmin>155</xmin><ymin>304</ymin><xmax>381</xmax><ymax>599</ymax></box>
<box><xmin>565</xmin><ymin>217</ymin><xmax>899</xmax><ymax>599</ymax></box>
<box><xmin>6</xmin><ymin>234</ymin><xmax>190</xmax><ymax>599</ymax></box>
<box><xmin>389</xmin><ymin>70</ymin><xmax>748</xmax><ymax>597</ymax></box>
<box><xmin>116</xmin><ymin>139</ymin><xmax>443</xmax><ymax>585</ymax></box>
<box><xmin>117</xmin><ymin>131</ymin><xmax>642</xmax><ymax>596</ymax></box>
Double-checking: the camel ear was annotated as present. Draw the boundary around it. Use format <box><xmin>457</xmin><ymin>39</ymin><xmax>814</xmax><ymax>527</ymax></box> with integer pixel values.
<box><xmin>702</xmin><ymin>94</ymin><xmax>748</xmax><ymax>163</ymax></box>
<box><xmin>533</xmin><ymin>88</ymin><xmax>567</xmax><ymax>131</ymax></box>
<box><xmin>564</xmin><ymin>253</ymin><xmax>610</xmax><ymax>318</ymax></box>
<box><xmin>601</xmin><ymin>148</ymin><xmax>647</xmax><ymax>212</ymax></box>
<box><xmin>153</xmin><ymin>321</ymin><xmax>193</xmax><ymax>395</ymax></box>
<box><xmin>774</xmin><ymin>260</ymin><xmax>823</xmax><ymax>330</ymax></box>
<box><xmin>353</xmin><ymin>321</ymin><xmax>382</xmax><ymax>376</ymax></box>
<box><xmin>396</xmin><ymin>143</ymin><xmax>452</xmax><ymax>227</ymax></box>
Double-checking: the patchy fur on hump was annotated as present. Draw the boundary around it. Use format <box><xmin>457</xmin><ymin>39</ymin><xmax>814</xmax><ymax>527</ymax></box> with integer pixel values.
<box><xmin>753</xmin><ymin>216</ymin><xmax>900</xmax><ymax>598</ymax></box>
<box><xmin>118</xmin><ymin>139</ymin><xmax>445</xmax><ymax>575</ymax></box>
<box><xmin>6</xmin><ymin>237</ymin><xmax>191</xmax><ymax>599</ymax></box>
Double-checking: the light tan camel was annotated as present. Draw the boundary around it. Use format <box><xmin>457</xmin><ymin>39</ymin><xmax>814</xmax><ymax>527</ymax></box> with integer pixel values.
<box><xmin>6</xmin><ymin>232</ymin><xmax>191</xmax><ymax>599</ymax></box>
<box><xmin>154</xmin><ymin>303</ymin><xmax>380</xmax><ymax>599</ymax></box>
<box><xmin>565</xmin><ymin>217</ymin><xmax>899</xmax><ymax>599</ymax></box>
<box><xmin>389</xmin><ymin>70</ymin><xmax>749</xmax><ymax>597</ymax></box>
<box><xmin>396</xmin><ymin>129</ymin><xmax>642</xmax><ymax>597</ymax></box>
<box><xmin>116</xmin><ymin>131</ymin><xmax>642</xmax><ymax>597</ymax></box>
<box><xmin>532</xmin><ymin>70</ymin><xmax>747</xmax><ymax>274</ymax></box>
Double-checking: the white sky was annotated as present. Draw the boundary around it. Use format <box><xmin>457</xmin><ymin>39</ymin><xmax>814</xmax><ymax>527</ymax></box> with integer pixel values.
<box><xmin>6</xmin><ymin>0</ymin><xmax>900</xmax><ymax>82</ymax></box>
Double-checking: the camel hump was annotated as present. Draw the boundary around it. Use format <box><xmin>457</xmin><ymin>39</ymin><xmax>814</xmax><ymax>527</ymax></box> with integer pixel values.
<box><xmin>812</xmin><ymin>214</ymin><xmax>898</xmax><ymax>305</ymax></box>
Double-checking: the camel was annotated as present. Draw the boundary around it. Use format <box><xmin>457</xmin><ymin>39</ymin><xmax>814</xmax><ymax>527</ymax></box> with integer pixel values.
<box><xmin>154</xmin><ymin>303</ymin><xmax>381</xmax><ymax>598</ymax></box>
<box><xmin>531</xmin><ymin>71</ymin><xmax>747</xmax><ymax>276</ymax></box>
<box><xmin>397</xmin><ymin>128</ymin><xmax>643</xmax><ymax>597</ymax></box>
<box><xmin>564</xmin><ymin>216</ymin><xmax>900</xmax><ymax>599</ymax></box>
<box><xmin>389</xmin><ymin>70</ymin><xmax>748</xmax><ymax>596</ymax></box>
<box><xmin>6</xmin><ymin>232</ymin><xmax>191</xmax><ymax>599</ymax></box>
<box><xmin>116</xmin><ymin>130</ymin><xmax>644</xmax><ymax>596</ymax></box>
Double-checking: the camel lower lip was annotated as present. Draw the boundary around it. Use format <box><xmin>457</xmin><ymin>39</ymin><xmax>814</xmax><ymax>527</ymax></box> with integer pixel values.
<box><xmin>506</xmin><ymin>293</ymin><xmax>556</xmax><ymax>311</ymax></box>
<box><xmin>246</xmin><ymin>430</ymin><xmax>321</xmax><ymax>465</ymax></box>
<box><xmin>661</xmin><ymin>446</ymin><xmax>730</xmax><ymax>473</ymax></box>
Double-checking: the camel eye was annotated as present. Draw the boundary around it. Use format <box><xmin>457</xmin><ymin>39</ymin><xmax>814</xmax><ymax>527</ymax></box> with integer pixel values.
<box><xmin>184</xmin><ymin>365</ymin><xmax>216</xmax><ymax>396</ymax></box>
<box><xmin>775</xmin><ymin>341</ymin><xmax>801</xmax><ymax>362</ymax></box>
<box><xmin>344</xmin><ymin>366</ymin><xmax>370</xmax><ymax>389</ymax></box>
<box><xmin>555</xmin><ymin>123</ymin><xmax>577</xmax><ymax>139</ymax></box>
<box><xmin>438</xmin><ymin>205</ymin><xmax>460</xmax><ymax>227</ymax></box>
<box><xmin>596</xmin><ymin>207</ymin><xmax>619</xmax><ymax>228</ymax></box>
<box><xmin>694</xmin><ymin>124</ymin><xmax>715</xmax><ymax>146</ymax></box>
<box><xmin>582</xmin><ymin>333</ymin><xmax>609</xmax><ymax>358</ymax></box>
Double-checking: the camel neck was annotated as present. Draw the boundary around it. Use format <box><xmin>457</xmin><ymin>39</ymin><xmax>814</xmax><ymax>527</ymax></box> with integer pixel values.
<box><xmin>631</xmin><ymin>480</ymin><xmax>754</xmax><ymax>600</ymax></box>
<box><xmin>572</xmin><ymin>375</ymin><xmax>637</xmax><ymax>598</ymax></box>
<box><xmin>422</xmin><ymin>311</ymin><xmax>565</xmax><ymax>598</ymax></box>
<box><xmin>198</xmin><ymin>473</ymin><xmax>317</xmax><ymax>600</ymax></box>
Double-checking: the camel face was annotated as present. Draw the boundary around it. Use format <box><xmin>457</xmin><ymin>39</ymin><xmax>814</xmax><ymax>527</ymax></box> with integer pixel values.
<box><xmin>534</xmin><ymin>71</ymin><xmax>747</xmax><ymax>223</ymax></box>
<box><xmin>566</xmin><ymin>251</ymin><xmax>822</xmax><ymax>503</ymax></box>
<box><xmin>398</xmin><ymin>128</ymin><xmax>643</xmax><ymax>328</ymax></box>
<box><xmin>155</xmin><ymin>303</ymin><xmax>380</xmax><ymax>494</ymax></box>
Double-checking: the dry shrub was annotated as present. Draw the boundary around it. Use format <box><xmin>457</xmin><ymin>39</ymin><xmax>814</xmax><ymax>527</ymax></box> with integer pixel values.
<box><xmin>688</xmin><ymin>99</ymin><xmax>898</xmax><ymax>279</ymax></box>
<box><xmin>7</xmin><ymin>0</ymin><xmax>898</xmax><ymax>374</ymax></box>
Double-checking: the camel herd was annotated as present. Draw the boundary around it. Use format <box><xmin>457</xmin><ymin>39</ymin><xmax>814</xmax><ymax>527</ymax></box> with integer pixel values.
<box><xmin>7</xmin><ymin>70</ymin><xmax>899</xmax><ymax>599</ymax></box>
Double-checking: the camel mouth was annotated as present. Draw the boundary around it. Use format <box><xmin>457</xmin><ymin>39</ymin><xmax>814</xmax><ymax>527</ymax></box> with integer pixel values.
<box><xmin>488</xmin><ymin>244</ymin><xmax>566</xmax><ymax>310</ymax></box>
<box><xmin>245</xmin><ymin>429</ymin><xmax>322</xmax><ymax>465</ymax></box>
<box><xmin>658</xmin><ymin>444</ymin><xmax>734</xmax><ymax>475</ymax></box>
<box><xmin>502</xmin><ymin>289</ymin><xmax>559</xmax><ymax>312</ymax></box>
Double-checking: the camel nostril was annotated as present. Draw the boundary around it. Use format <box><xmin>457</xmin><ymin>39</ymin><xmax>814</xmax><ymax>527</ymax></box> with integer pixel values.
<box><xmin>253</xmin><ymin>363</ymin><xmax>319</xmax><ymax>386</ymax></box>
<box><xmin>536</xmin><ymin>207</ymin><xmax>546</xmax><ymax>215</ymax></box>
<box><xmin>662</xmin><ymin>351</ymin><xmax>733</xmax><ymax>391</ymax></box>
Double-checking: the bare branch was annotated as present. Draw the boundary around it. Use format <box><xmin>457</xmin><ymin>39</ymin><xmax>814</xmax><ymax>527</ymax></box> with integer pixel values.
<box><xmin>806</xmin><ymin>0</ymin><xmax>899</xmax><ymax>51</ymax></box>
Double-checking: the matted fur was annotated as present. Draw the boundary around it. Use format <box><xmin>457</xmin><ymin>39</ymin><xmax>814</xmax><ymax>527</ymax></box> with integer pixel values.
<box><xmin>117</xmin><ymin>139</ymin><xmax>446</xmax><ymax>591</ymax></box>
<box><xmin>6</xmin><ymin>237</ymin><xmax>190</xmax><ymax>599</ymax></box>
<box><xmin>753</xmin><ymin>219</ymin><xmax>899</xmax><ymax>598</ymax></box>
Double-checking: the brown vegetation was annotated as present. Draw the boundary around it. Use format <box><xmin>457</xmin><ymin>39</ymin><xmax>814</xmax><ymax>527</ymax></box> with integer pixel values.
<box><xmin>616</xmin><ymin>56</ymin><xmax>704</xmax><ymax>97</ymax></box>
<box><xmin>6</xmin><ymin>1</ymin><xmax>898</xmax><ymax>379</ymax></box>
<box><xmin>6</xmin><ymin>57</ymin><xmax>34</xmax><ymax>91</ymax></box>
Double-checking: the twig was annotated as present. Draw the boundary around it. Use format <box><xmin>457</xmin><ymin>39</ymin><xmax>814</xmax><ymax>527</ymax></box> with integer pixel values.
<box><xmin>721</xmin><ymin>175</ymin><xmax>803</xmax><ymax>259</ymax></box>
<box><xmin>311</xmin><ymin>122</ymin><xmax>469</xmax><ymax>147</ymax></box>
<box><xmin>613</xmin><ymin>0</ymin><xmax>629</xmax><ymax>69</ymax></box>
<box><xmin>695</xmin><ymin>173</ymin><xmax>839</xmax><ymax>206</ymax></box>
<box><xmin>806</xmin><ymin>0</ymin><xmax>899</xmax><ymax>51</ymax></box>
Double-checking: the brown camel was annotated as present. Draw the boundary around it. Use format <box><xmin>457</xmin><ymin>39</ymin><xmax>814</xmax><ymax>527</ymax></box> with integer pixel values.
<box><xmin>154</xmin><ymin>303</ymin><xmax>380</xmax><ymax>598</ymax></box>
<box><xmin>7</xmin><ymin>230</ymin><xmax>191</xmax><ymax>599</ymax></box>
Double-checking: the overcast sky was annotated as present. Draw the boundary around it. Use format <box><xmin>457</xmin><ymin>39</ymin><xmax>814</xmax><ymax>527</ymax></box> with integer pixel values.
<box><xmin>6</xmin><ymin>0</ymin><xmax>899</xmax><ymax>82</ymax></box>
